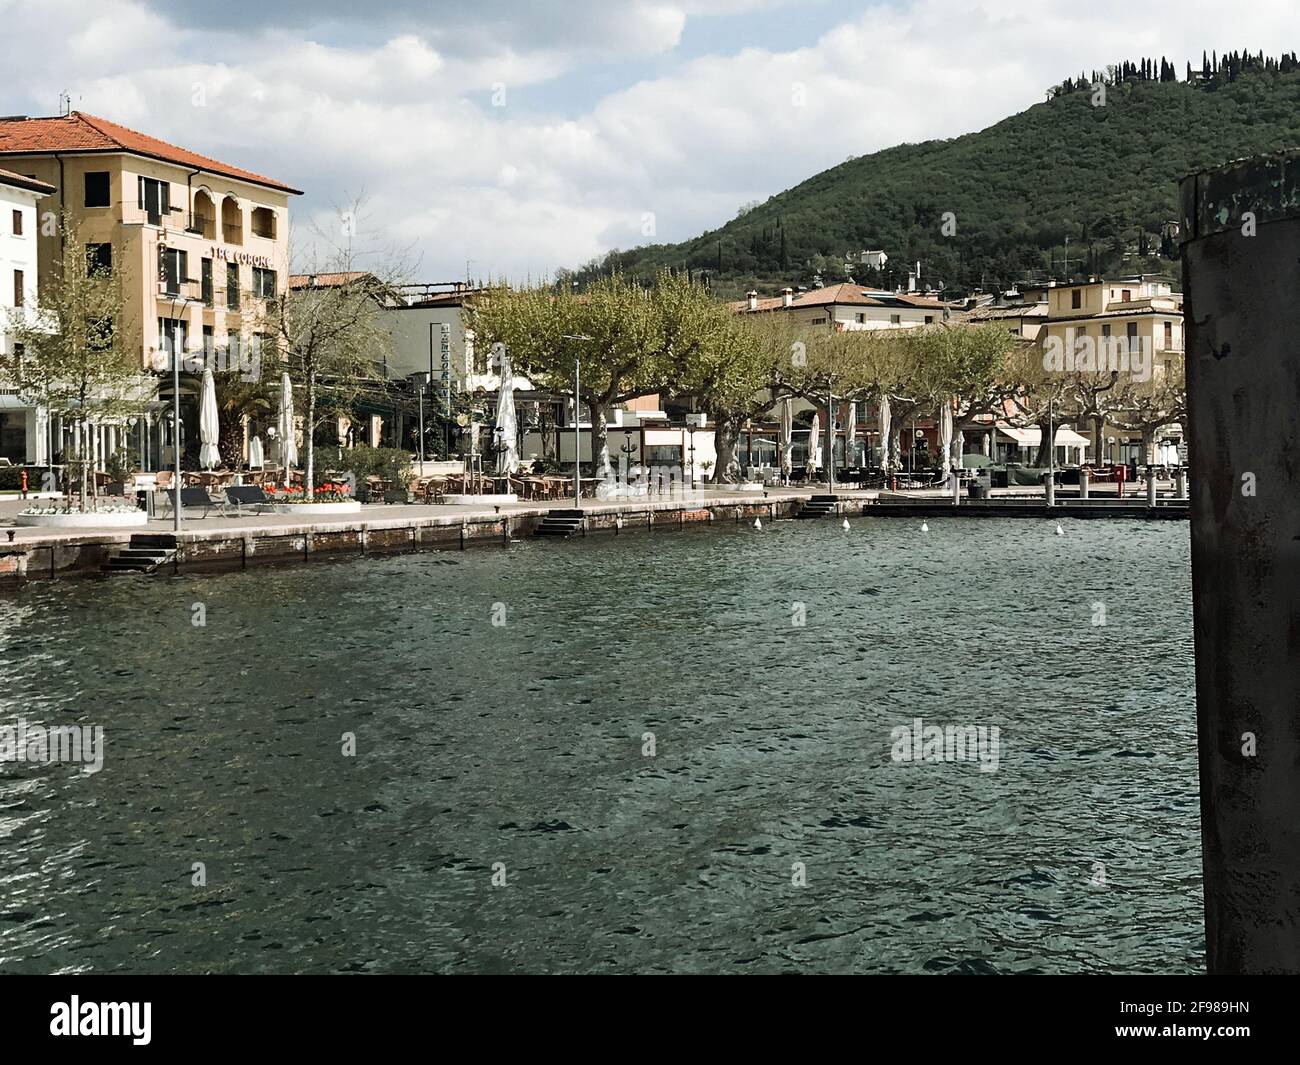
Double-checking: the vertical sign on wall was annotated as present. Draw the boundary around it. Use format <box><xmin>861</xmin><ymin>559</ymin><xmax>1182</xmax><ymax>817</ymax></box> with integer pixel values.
<box><xmin>440</xmin><ymin>323</ymin><xmax>452</xmax><ymax>455</ymax></box>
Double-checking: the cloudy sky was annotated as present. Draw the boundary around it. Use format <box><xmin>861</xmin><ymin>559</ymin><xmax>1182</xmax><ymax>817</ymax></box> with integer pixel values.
<box><xmin>2</xmin><ymin>0</ymin><xmax>1295</xmax><ymax>281</ymax></box>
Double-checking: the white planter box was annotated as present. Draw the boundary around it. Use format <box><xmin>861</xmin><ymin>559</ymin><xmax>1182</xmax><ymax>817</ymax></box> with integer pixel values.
<box><xmin>439</xmin><ymin>493</ymin><xmax>518</xmax><ymax>506</ymax></box>
<box><xmin>264</xmin><ymin>501</ymin><xmax>363</xmax><ymax>515</ymax></box>
<box><xmin>16</xmin><ymin>510</ymin><xmax>149</xmax><ymax>528</ymax></box>
<box><xmin>693</xmin><ymin>483</ymin><xmax>766</xmax><ymax>494</ymax></box>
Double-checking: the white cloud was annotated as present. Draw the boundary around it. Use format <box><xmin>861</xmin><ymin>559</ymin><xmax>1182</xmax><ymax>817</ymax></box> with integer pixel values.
<box><xmin>4</xmin><ymin>0</ymin><xmax>1299</xmax><ymax>280</ymax></box>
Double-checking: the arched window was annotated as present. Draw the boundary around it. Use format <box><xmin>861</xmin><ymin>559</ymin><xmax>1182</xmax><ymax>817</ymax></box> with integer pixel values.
<box><xmin>221</xmin><ymin>196</ymin><xmax>243</xmax><ymax>246</ymax></box>
<box><xmin>191</xmin><ymin>189</ymin><xmax>216</xmax><ymax>239</ymax></box>
<box><xmin>251</xmin><ymin>206</ymin><xmax>276</xmax><ymax>240</ymax></box>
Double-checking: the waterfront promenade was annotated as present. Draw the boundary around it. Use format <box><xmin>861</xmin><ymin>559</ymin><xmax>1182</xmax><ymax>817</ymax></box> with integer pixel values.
<box><xmin>0</xmin><ymin>485</ymin><xmax>821</xmax><ymax>543</ymax></box>
<box><xmin>0</xmin><ymin>478</ymin><xmax>1185</xmax><ymax>580</ymax></box>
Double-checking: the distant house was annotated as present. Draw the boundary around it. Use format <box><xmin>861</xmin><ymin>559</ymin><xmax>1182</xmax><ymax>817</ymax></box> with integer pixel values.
<box><xmin>729</xmin><ymin>283</ymin><xmax>950</xmax><ymax>330</ymax></box>
<box><xmin>953</xmin><ymin>301</ymin><xmax>1048</xmax><ymax>342</ymax></box>
<box><xmin>1039</xmin><ymin>276</ymin><xmax>1185</xmax><ymax>465</ymax></box>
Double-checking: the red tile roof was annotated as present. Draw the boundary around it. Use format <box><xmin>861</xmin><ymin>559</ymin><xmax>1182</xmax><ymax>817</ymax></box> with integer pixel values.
<box><xmin>0</xmin><ymin>165</ymin><xmax>55</xmax><ymax>195</ymax></box>
<box><xmin>729</xmin><ymin>283</ymin><xmax>950</xmax><ymax>313</ymax></box>
<box><xmin>0</xmin><ymin>112</ymin><xmax>301</xmax><ymax>195</ymax></box>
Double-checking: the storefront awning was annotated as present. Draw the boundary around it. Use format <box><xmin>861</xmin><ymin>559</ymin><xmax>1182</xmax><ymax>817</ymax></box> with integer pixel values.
<box><xmin>997</xmin><ymin>426</ymin><xmax>1090</xmax><ymax>449</ymax></box>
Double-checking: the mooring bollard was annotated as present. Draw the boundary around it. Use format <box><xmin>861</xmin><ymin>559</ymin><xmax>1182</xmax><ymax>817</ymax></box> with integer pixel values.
<box><xmin>1146</xmin><ymin>465</ymin><xmax>1158</xmax><ymax>507</ymax></box>
<box><xmin>1078</xmin><ymin>468</ymin><xmax>1089</xmax><ymax>500</ymax></box>
<box><xmin>1182</xmin><ymin>148</ymin><xmax>1300</xmax><ymax>973</ymax></box>
<box><xmin>950</xmin><ymin>469</ymin><xmax>961</xmax><ymax>506</ymax></box>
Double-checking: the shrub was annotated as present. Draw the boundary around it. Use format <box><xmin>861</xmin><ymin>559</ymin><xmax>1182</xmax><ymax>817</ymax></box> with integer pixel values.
<box><xmin>0</xmin><ymin>465</ymin><xmax>43</xmax><ymax>491</ymax></box>
<box><xmin>316</xmin><ymin>444</ymin><xmax>413</xmax><ymax>488</ymax></box>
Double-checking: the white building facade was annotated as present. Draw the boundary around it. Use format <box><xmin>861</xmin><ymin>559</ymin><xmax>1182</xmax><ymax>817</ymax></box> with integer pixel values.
<box><xmin>0</xmin><ymin>167</ymin><xmax>55</xmax><ymax>465</ymax></box>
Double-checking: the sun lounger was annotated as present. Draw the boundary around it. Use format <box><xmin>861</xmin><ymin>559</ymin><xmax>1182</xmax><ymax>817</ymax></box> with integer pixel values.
<box><xmin>160</xmin><ymin>486</ymin><xmax>215</xmax><ymax>519</ymax></box>
<box><xmin>222</xmin><ymin>484</ymin><xmax>271</xmax><ymax>516</ymax></box>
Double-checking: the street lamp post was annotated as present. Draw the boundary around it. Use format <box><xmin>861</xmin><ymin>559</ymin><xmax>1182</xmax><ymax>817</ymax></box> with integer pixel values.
<box><xmin>171</xmin><ymin>326</ymin><xmax>182</xmax><ymax>532</ymax></box>
<box><xmin>1047</xmin><ymin>395</ymin><xmax>1055</xmax><ymax>507</ymax></box>
<box><xmin>165</xmin><ymin>294</ymin><xmax>197</xmax><ymax>535</ymax></box>
<box><xmin>412</xmin><ymin>372</ymin><xmax>429</xmax><ymax>474</ymax></box>
<box><xmin>561</xmin><ymin>335</ymin><xmax>592</xmax><ymax>509</ymax></box>
<box><xmin>620</xmin><ymin>430</ymin><xmax>635</xmax><ymax>484</ymax></box>
<box><xmin>826</xmin><ymin>386</ymin><xmax>835</xmax><ymax>493</ymax></box>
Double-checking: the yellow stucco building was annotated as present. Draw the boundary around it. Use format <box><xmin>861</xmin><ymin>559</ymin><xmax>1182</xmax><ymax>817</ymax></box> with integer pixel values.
<box><xmin>0</xmin><ymin>111</ymin><xmax>300</xmax><ymax>470</ymax></box>
<box><xmin>1039</xmin><ymin>277</ymin><xmax>1185</xmax><ymax>464</ymax></box>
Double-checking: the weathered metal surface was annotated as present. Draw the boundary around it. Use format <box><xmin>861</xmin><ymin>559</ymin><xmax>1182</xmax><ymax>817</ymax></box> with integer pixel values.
<box><xmin>1180</xmin><ymin>150</ymin><xmax>1300</xmax><ymax>243</ymax></box>
<box><xmin>1182</xmin><ymin>150</ymin><xmax>1300</xmax><ymax>973</ymax></box>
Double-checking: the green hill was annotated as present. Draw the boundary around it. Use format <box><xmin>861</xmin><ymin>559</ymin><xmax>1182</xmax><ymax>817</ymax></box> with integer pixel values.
<box><xmin>575</xmin><ymin>52</ymin><xmax>1300</xmax><ymax>298</ymax></box>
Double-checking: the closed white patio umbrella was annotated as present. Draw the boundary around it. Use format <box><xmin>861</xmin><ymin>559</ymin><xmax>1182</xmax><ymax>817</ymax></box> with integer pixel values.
<box><xmin>939</xmin><ymin>399</ymin><xmax>953</xmax><ymax>471</ymax></box>
<box><xmin>846</xmin><ymin>401</ymin><xmax>858</xmax><ymax>465</ymax></box>
<box><xmin>494</xmin><ymin>349</ymin><xmax>520</xmax><ymax>475</ymax></box>
<box><xmin>878</xmin><ymin>394</ymin><xmax>893</xmax><ymax>471</ymax></box>
<box><xmin>199</xmin><ymin>368</ymin><xmax>221</xmax><ymax>469</ymax></box>
<box><xmin>278</xmin><ymin>372</ymin><xmax>297</xmax><ymax>484</ymax></box>
<box><xmin>808</xmin><ymin>412</ymin><xmax>822</xmax><ymax>475</ymax></box>
<box><xmin>779</xmin><ymin>397</ymin><xmax>793</xmax><ymax>484</ymax></box>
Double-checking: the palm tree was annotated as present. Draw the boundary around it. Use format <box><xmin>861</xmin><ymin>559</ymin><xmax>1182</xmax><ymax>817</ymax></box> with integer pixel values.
<box><xmin>216</xmin><ymin>372</ymin><xmax>272</xmax><ymax>470</ymax></box>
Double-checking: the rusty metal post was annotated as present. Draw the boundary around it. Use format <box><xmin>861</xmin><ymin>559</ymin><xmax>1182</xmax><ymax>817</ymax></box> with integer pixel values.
<box><xmin>1181</xmin><ymin>150</ymin><xmax>1300</xmax><ymax>973</ymax></box>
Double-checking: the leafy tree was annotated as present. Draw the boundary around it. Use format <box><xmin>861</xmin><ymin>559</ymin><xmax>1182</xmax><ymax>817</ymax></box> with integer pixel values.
<box><xmin>916</xmin><ymin>324</ymin><xmax>1021</xmax><ymax>465</ymax></box>
<box><xmin>1111</xmin><ymin>353</ymin><xmax>1186</xmax><ymax>462</ymax></box>
<box><xmin>681</xmin><ymin>313</ymin><xmax>790</xmax><ymax>482</ymax></box>
<box><xmin>470</xmin><ymin>271</ymin><xmax>717</xmax><ymax>476</ymax></box>
<box><xmin>272</xmin><ymin>200</ymin><xmax>406</xmax><ymax>489</ymax></box>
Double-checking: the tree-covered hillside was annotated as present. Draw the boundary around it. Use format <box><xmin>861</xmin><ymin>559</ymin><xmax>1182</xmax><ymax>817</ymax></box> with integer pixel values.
<box><xmin>569</xmin><ymin>52</ymin><xmax>1300</xmax><ymax>298</ymax></box>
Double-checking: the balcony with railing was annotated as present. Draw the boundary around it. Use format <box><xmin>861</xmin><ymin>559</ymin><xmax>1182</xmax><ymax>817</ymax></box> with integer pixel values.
<box><xmin>155</xmin><ymin>277</ymin><xmax>203</xmax><ymax>304</ymax></box>
<box><xmin>118</xmin><ymin>201</ymin><xmax>186</xmax><ymax>231</ymax></box>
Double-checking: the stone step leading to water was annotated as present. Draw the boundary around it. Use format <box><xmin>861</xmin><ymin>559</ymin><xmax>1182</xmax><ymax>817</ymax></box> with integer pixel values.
<box><xmin>102</xmin><ymin>534</ymin><xmax>178</xmax><ymax>575</ymax></box>
<box><xmin>535</xmin><ymin>511</ymin><xmax>586</xmax><ymax>538</ymax></box>
<box><xmin>796</xmin><ymin>494</ymin><xmax>840</xmax><ymax>519</ymax></box>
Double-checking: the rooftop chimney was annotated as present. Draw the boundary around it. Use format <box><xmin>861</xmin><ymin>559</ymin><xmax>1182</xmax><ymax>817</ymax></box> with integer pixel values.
<box><xmin>781</xmin><ymin>287</ymin><xmax>794</xmax><ymax>308</ymax></box>
<box><xmin>747</xmin><ymin>290</ymin><xmax>758</xmax><ymax>311</ymax></box>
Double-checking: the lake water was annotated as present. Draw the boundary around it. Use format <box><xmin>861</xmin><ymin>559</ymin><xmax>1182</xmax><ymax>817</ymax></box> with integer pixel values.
<box><xmin>0</xmin><ymin>516</ymin><xmax>1201</xmax><ymax>974</ymax></box>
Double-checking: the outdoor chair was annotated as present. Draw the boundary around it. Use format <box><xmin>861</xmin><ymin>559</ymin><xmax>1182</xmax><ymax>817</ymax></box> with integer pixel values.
<box><xmin>222</xmin><ymin>484</ymin><xmax>272</xmax><ymax>516</ymax></box>
<box><xmin>160</xmin><ymin>486</ymin><xmax>216</xmax><ymax>519</ymax></box>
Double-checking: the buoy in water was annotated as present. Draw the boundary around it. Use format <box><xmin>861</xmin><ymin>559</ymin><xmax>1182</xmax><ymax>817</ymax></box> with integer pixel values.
<box><xmin>1055</xmin><ymin>523</ymin><xmax>1064</xmax><ymax>536</ymax></box>
<box><xmin>842</xmin><ymin>518</ymin><xmax>850</xmax><ymax>531</ymax></box>
<box><xmin>920</xmin><ymin>521</ymin><xmax>929</xmax><ymax>532</ymax></box>
<box><xmin>754</xmin><ymin>517</ymin><xmax>763</xmax><ymax>530</ymax></box>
